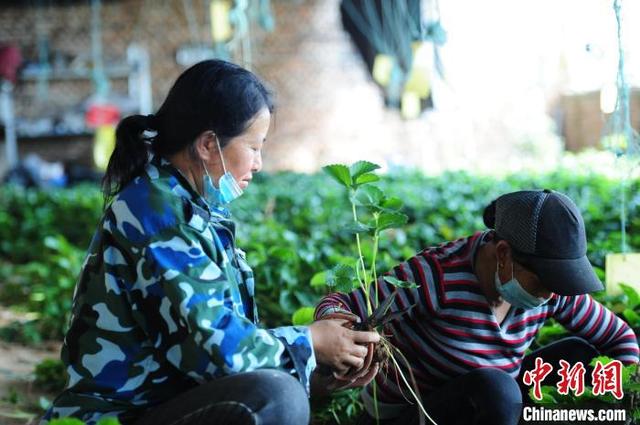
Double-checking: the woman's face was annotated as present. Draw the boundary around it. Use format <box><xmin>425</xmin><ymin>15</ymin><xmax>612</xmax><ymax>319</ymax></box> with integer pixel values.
<box><xmin>216</xmin><ymin>107</ymin><xmax>271</xmax><ymax>189</ymax></box>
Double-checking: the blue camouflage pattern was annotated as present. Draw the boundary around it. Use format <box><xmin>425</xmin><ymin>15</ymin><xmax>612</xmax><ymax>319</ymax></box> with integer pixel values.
<box><xmin>41</xmin><ymin>156</ymin><xmax>316</xmax><ymax>424</ymax></box>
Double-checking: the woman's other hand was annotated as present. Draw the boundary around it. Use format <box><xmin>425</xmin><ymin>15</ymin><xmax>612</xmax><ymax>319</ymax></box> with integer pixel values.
<box><xmin>308</xmin><ymin>319</ymin><xmax>380</xmax><ymax>375</ymax></box>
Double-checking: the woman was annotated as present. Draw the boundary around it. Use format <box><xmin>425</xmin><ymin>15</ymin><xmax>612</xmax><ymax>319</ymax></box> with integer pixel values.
<box><xmin>316</xmin><ymin>189</ymin><xmax>640</xmax><ymax>425</ymax></box>
<box><xmin>42</xmin><ymin>60</ymin><xmax>379</xmax><ymax>425</ymax></box>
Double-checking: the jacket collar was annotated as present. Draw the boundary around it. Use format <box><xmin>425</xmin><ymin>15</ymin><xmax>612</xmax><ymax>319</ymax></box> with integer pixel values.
<box><xmin>145</xmin><ymin>154</ymin><xmax>231</xmax><ymax>220</ymax></box>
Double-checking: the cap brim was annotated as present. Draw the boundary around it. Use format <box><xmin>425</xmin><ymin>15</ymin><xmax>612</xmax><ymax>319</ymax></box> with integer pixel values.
<box><xmin>529</xmin><ymin>255</ymin><xmax>604</xmax><ymax>296</ymax></box>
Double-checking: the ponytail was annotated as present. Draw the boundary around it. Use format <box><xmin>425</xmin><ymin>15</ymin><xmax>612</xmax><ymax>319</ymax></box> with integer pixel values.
<box><xmin>101</xmin><ymin>114</ymin><xmax>157</xmax><ymax>206</ymax></box>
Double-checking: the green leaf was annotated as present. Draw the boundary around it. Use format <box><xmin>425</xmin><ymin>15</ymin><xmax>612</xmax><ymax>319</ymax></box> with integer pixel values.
<box><xmin>532</xmin><ymin>385</ymin><xmax>558</xmax><ymax>404</ymax></box>
<box><xmin>268</xmin><ymin>246</ymin><xmax>297</xmax><ymax>261</ymax></box>
<box><xmin>619</xmin><ymin>283</ymin><xmax>640</xmax><ymax>310</ymax></box>
<box><xmin>97</xmin><ymin>418</ymin><xmax>122</xmax><ymax>425</ymax></box>
<box><xmin>333</xmin><ymin>264</ymin><xmax>356</xmax><ymax>293</ymax></box>
<box><xmin>350</xmin><ymin>161</ymin><xmax>380</xmax><ymax>180</ymax></box>
<box><xmin>43</xmin><ymin>236</ymin><xmax>60</xmax><ymax>250</ymax></box>
<box><xmin>377</xmin><ymin>212</ymin><xmax>408</xmax><ymax>231</ymax></box>
<box><xmin>589</xmin><ymin>355</ymin><xmax>615</xmax><ymax>367</ymax></box>
<box><xmin>621</xmin><ymin>361</ymin><xmax>637</xmax><ymax>384</ymax></box>
<box><xmin>341</xmin><ymin>222</ymin><xmax>373</xmax><ymax>234</ymax></box>
<box><xmin>292</xmin><ymin>307</ymin><xmax>316</xmax><ymax>325</ymax></box>
<box><xmin>294</xmin><ymin>291</ymin><xmax>320</xmax><ymax>308</ymax></box>
<box><xmin>354</xmin><ymin>185</ymin><xmax>384</xmax><ymax>207</ymax></box>
<box><xmin>49</xmin><ymin>419</ymin><xmax>86</xmax><ymax>425</ymax></box>
<box><xmin>622</xmin><ymin>308</ymin><xmax>640</xmax><ymax>327</ymax></box>
<box><xmin>381</xmin><ymin>197</ymin><xmax>403</xmax><ymax>211</ymax></box>
<box><xmin>310</xmin><ymin>271</ymin><xmax>330</xmax><ymax>288</ymax></box>
<box><xmin>624</xmin><ymin>382</ymin><xmax>640</xmax><ymax>392</ymax></box>
<box><xmin>323</xmin><ymin>164</ymin><xmax>352</xmax><ymax>188</ymax></box>
<box><xmin>279</xmin><ymin>290</ymin><xmax>297</xmax><ymax>314</ymax></box>
<box><xmin>354</xmin><ymin>173</ymin><xmax>380</xmax><ymax>187</ymax></box>
<box><xmin>384</xmin><ymin>276</ymin><xmax>419</xmax><ymax>289</ymax></box>
<box><xmin>535</xmin><ymin>321</ymin><xmax>567</xmax><ymax>346</ymax></box>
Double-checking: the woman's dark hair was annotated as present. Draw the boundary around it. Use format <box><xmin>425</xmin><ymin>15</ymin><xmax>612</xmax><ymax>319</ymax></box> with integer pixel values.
<box><xmin>101</xmin><ymin>59</ymin><xmax>274</xmax><ymax>204</ymax></box>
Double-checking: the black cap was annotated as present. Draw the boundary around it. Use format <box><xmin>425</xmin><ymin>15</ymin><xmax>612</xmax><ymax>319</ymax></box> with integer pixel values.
<box><xmin>483</xmin><ymin>189</ymin><xmax>604</xmax><ymax>296</ymax></box>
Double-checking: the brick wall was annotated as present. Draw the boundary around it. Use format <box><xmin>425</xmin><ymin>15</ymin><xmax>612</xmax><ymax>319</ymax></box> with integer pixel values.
<box><xmin>1</xmin><ymin>0</ymin><xmax>635</xmax><ymax>177</ymax></box>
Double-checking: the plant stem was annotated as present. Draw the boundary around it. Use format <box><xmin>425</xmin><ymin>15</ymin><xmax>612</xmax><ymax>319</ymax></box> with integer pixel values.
<box><xmin>371</xmin><ymin>219</ymin><xmax>380</xmax><ymax>425</ymax></box>
<box><xmin>373</xmin><ymin>381</ymin><xmax>380</xmax><ymax>425</ymax></box>
<box><xmin>351</xmin><ymin>192</ymin><xmax>373</xmax><ymax>315</ymax></box>
<box><xmin>372</xmin><ymin>227</ymin><xmax>380</xmax><ymax>309</ymax></box>
<box><xmin>388</xmin><ymin>348</ymin><xmax>438</xmax><ymax>425</ymax></box>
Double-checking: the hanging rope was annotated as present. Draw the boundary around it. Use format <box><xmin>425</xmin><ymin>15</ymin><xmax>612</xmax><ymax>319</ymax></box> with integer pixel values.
<box><xmin>35</xmin><ymin>0</ymin><xmax>50</xmax><ymax>101</ymax></box>
<box><xmin>182</xmin><ymin>0</ymin><xmax>201</xmax><ymax>44</ymax></box>
<box><xmin>229</xmin><ymin>0</ymin><xmax>252</xmax><ymax>68</ymax></box>
<box><xmin>608</xmin><ymin>0</ymin><xmax>639</xmax><ymax>253</ymax></box>
<box><xmin>91</xmin><ymin>0</ymin><xmax>109</xmax><ymax>99</ymax></box>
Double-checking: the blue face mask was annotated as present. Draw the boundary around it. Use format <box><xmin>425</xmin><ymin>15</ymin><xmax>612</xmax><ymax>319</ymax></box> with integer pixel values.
<box><xmin>202</xmin><ymin>168</ymin><xmax>223</xmax><ymax>206</ymax></box>
<box><xmin>217</xmin><ymin>171</ymin><xmax>243</xmax><ymax>204</ymax></box>
<box><xmin>494</xmin><ymin>262</ymin><xmax>548</xmax><ymax>310</ymax></box>
<box><xmin>201</xmin><ymin>136</ymin><xmax>244</xmax><ymax>205</ymax></box>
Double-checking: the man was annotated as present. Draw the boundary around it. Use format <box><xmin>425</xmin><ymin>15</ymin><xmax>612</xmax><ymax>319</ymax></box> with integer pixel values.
<box><xmin>315</xmin><ymin>189</ymin><xmax>639</xmax><ymax>425</ymax></box>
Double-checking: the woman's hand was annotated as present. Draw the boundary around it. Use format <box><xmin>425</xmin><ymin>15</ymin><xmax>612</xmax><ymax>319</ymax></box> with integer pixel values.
<box><xmin>308</xmin><ymin>318</ymin><xmax>380</xmax><ymax>375</ymax></box>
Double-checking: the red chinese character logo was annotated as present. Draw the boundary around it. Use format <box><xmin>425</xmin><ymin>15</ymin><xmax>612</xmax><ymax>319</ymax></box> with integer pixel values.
<box><xmin>556</xmin><ymin>360</ymin><xmax>586</xmax><ymax>396</ymax></box>
<box><xmin>522</xmin><ymin>357</ymin><xmax>554</xmax><ymax>400</ymax></box>
<box><xmin>591</xmin><ymin>359</ymin><xmax>623</xmax><ymax>400</ymax></box>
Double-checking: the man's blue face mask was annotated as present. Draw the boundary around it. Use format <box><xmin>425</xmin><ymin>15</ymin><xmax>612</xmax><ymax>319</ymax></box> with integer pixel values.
<box><xmin>494</xmin><ymin>262</ymin><xmax>549</xmax><ymax>310</ymax></box>
<box><xmin>201</xmin><ymin>136</ymin><xmax>243</xmax><ymax>205</ymax></box>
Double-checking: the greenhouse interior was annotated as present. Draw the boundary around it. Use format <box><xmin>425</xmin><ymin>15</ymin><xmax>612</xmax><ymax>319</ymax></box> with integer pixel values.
<box><xmin>1</xmin><ymin>0</ymin><xmax>640</xmax><ymax>424</ymax></box>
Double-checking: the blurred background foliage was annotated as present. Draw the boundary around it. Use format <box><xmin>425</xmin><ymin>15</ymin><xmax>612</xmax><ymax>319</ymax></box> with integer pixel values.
<box><xmin>1</xmin><ymin>154</ymin><xmax>640</xmax><ymax>423</ymax></box>
<box><xmin>1</xmin><ymin>156</ymin><xmax>639</xmax><ymax>337</ymax></box>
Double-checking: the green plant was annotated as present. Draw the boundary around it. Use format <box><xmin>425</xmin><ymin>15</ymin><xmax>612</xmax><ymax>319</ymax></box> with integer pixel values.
<box><xmin>0</xmin><ymin>184</ymin><xmax>101</xmax><ymax>264</ymax></box>
<box><xmin>319</xmin><ymin>162</ymin><xmax>411</xmax><ymax>306</ymax></box>
<box><xmin>34</xmin><ymin>358</ymin><xmax>68</xmax><ymax>393</ymax></box>
<box><xmin>317</xmin><ymin>161</ymin><xmax>434</xmax><ymax>424</ymax></box>
<box><xmin>0</xmin><ymin>235</ymin><xmax>84</xmax><ymax>341</ymax></box>
<box><xmin>49</xmin><ymin>417</ymin><xmax>121</xmax><ymax>425</ymax></box>
<box><xmin>1</xmin><ymin>387</ymin><xmax>20</xmax><ymax>405</ymax></box>
<box><xmin>311</xmin><ymin>388</ymin><xmax>364</xmax><ymax>424</ymax></box>
<box><xmin>1</xmin><ymin>162</ymin><xmax>640</xmax><ymax>423</ymax></box>
<box><xmin>49</xmin><ymin>419</ymin><xmax>86</xmax><ymax>425</ymax></box>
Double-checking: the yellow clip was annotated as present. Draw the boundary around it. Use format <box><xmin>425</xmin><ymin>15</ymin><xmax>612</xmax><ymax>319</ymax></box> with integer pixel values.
<box><xmin>93</xmin><ymin>125</ymin><xmax>116</xmax><ymax>171</ymax></box>
<box><xmin>405</xmin><ymin>42</ymin><xmax>431</xmax><ymax>98</ymax></box>
<box><xmin>401</xmin><ymin>91</ymin><xmax>421</xmax><ymax>119</ymax></box>
<box><xmin>372</xmin><ymin>54</ymin><xmax>394</xmax><ymax>87</ymax></box>
<box><xmin>210</xmin><ymin>0</ymin><xmax>233</xmax><ymax>43</ymax></box>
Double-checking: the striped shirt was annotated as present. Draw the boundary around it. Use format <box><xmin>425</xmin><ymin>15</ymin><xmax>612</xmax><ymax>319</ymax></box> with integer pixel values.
<box><xmin>315</xmin><ymin>231</ymin><xmax>639</xmax><ymax>411</ymax></box>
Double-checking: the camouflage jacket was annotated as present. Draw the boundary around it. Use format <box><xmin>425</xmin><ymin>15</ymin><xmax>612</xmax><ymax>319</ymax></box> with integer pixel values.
<box><xmin>42</xmin><ymin>156</ymin><xmax>316</xmax><ymax>425</ymax></box>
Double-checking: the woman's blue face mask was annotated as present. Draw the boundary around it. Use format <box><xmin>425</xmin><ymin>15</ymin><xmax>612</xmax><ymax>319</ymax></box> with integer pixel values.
<box><xmin>201</xmin><ymin>136</ymin><xmax>243</xmax><ymax>205</ymax></box>
<box><xmin>202</xmin><ymin>167</ymin><xmax>243</xmax><ymax>205</ymax></box>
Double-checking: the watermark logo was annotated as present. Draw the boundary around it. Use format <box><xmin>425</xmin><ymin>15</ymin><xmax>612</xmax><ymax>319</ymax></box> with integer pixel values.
<box><xmin>557</xmin><ymin>360</ymin><xmax>585</xmax><ymax>397</ymax></box>
<box><xmin>592</xmin><ymin>359</ymin><xmax>624</xmax><ymax>400</ymax></box>
<box><xmin>522</xmin><ymin>406</ymin><xmax>626</xmax><ymax>423</ymax></box>
<box><xmin>522</xmin><ymin>357</ymin><xmax>624</xmax><ymax>401</ymax></box>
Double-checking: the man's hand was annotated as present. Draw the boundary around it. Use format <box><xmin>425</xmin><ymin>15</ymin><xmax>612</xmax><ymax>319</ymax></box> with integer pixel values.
<box><xmin>311</xmin><ymin>362</ymin><xmax>380</xmax><ymax>397</ymax></box>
